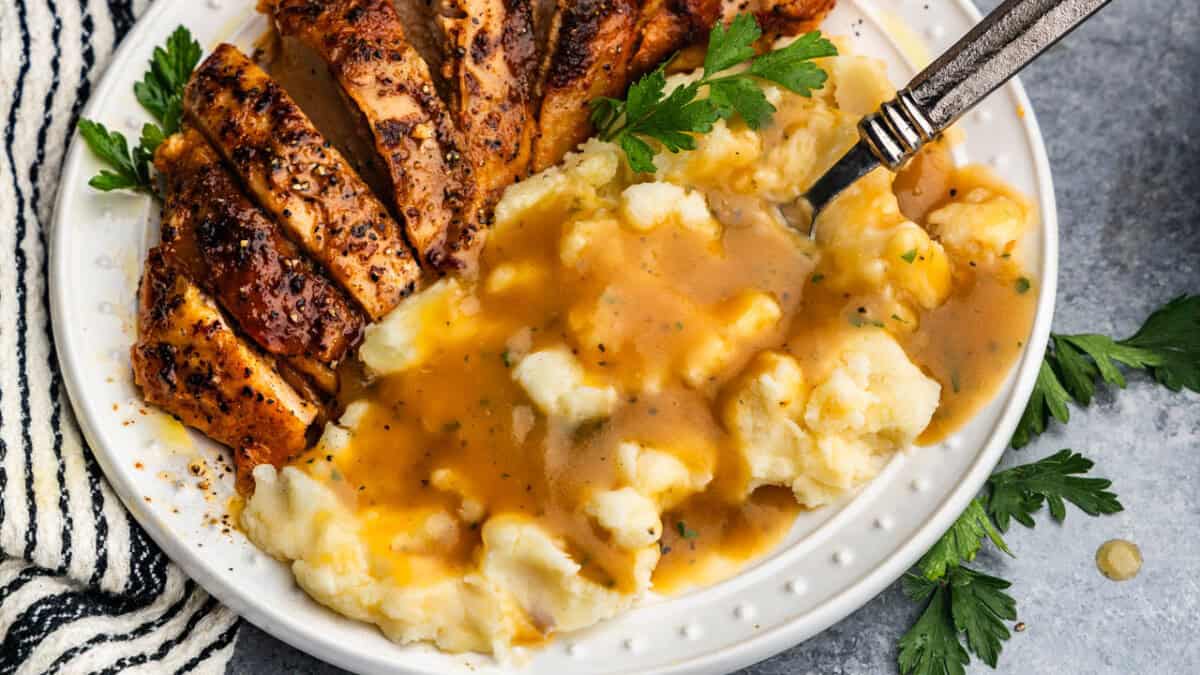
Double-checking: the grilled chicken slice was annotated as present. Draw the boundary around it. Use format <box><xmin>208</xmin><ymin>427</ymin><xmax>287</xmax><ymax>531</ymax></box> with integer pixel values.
<box><xmin>132</xmin><ymin>249</ymin><xmax>317</xmax><ymax>490</ymax></box>
<box><xmin>155</xmin><ymin>128</ymin><xmax>363</xmax><ymax>393</ymax></box>
<box><xmin>269</xmin><ymin>0</ymin><xmax>470</xmax><ymax>272</ymax></box>
<box><xmin>435</xmin><ymin>0</ymin><xmax>539</xmax><ymax>226</ymax></box>
<box><xmin>727</xmin><ymin>0</ymin><xmax>836</xmax><ymax>37</ymax></box>
<box><xmin>532</xmin><ymin>0</ymin><xmax>638</xmax><ymax>172</ymax></box>
<box><xmin>185</xmin><ymin>44</ymin><xmax>421</xmax><ymax>320</ymax></box>
<box><xmin>629</xmin><ymin>0</ymin><xmax>722</xmax><ymax>76</ymax></box>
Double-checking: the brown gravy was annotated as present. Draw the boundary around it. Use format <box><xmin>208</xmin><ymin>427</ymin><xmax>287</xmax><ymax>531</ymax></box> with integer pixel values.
<box><xmin>269</xmin><ymin>48</ymin><xmax>1037</xmax><ymax>598</ymax></box>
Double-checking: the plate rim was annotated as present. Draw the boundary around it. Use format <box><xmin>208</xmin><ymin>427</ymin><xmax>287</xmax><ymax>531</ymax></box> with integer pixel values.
<box><xmin>49</xmin><ymin>0</ymin><xmax>1059</xmax><ymax>672</ymax></box>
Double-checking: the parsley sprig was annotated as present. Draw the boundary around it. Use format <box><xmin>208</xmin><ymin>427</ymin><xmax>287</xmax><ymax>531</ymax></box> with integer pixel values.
<box><xmin>987</xmin><ymin>449</ymin><xmax>1122</xmax><ymax>531</ymax></box>
<box><xmin>899</xmin><ymin>293</ymin><xmax>1200</xmax><ymax>673</ymax></box>
<box><xmin>134</xmin><ymin>27</ymin><xmax>201</xmax><ymax>124</ymax></box>
<box><xmin>590</xmin><ymin>14</ymin><xmax>837</xmax><ymax>173</ymax></box>
<box><xmin>901</xmin><ymin>566</ymin><xmax>1015</xmax><ymax>674</ymax></box>
<box><xmin>76</xmin><ymin>120</ymin><xmax>158</xmax><ymax>195</ymax></box>
<box><xmin>1013</xmin><ymin>295</ymin><xmax>1200</xmax><ymax>447</ymax></box>
<box><xmin>915</xmin><ymin>498</ymin><xmax>1010</xmax><ymax>582</ymax></box>
<box><xmin>77</xmin><ymin>26</ymin><xmax>201</xmax><ymax>198</ymax></box>
<box><xmin>898</xmin><ymin>497</ymin><xmax>1019</xmax><ymax>675</ymax></box>
<box><xmin>899</xmin><ymin>451</ymin><xmax>1121</xmax><ymax>675</ymax></box>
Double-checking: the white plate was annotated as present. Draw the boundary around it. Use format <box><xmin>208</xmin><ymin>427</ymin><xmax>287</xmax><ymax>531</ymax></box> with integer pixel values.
<box><xmin>50</xmin><ymin>1</ymin><xmax>1058</xmax><ymax>673</ymax></box>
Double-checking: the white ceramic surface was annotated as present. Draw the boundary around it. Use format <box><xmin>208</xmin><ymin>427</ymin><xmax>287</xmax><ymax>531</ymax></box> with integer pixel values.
<box><xmin>49</xmin><ymin>1</ymin><xmax>1058</xmax><ymax>673</ymax></box>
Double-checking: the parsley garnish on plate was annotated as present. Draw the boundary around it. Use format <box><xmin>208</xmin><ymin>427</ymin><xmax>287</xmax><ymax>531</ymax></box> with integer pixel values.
<box><xmin>1013</xmin><ymin>295</ymin><xmax>1200</xmax><ymax>447</ymax></box>
<box><xmin>133</xmin><ymin>26</ymin><xmax>202</xmax><ymax>125</ymax></box>
<box><xmin>77</xmin><ymin>26</ymin><xmax>201</xmax><ymax>198</ymax></box>
<box><xmin>590</xmin><ymin>13</ymin><xmax>837</xmax><ymax>173</ymax></box>
<box><xmin>75</xmin><ymin>120</ymin><xmax>158</xmax><ymax>195</ymax></box>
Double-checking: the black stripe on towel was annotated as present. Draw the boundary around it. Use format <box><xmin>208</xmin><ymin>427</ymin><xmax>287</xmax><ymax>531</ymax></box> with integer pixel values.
<box><xmin>41</xmin><ymin>580</ymin><xmax>198</xmax><ymax>675</ymax></box>
<box><xmin>0</xmin><ymin>565</ymin><xmax>55</xmax><ymax>604</ymax></box>
<box><xmin>0</xmin><ymin>585</ymin><xmax>146</xmax><ymax>671</ymax></box>
<box><xmin>0</xmin><ymin>537</ymin><xmax>170</xmax><ymax>673</ymax></box>
<box><xmin>176</xmin><ymin>617</ymin><xmax>241</xmax><ymax>674</ymax></box>
<box><xmin>93</xmin><ymin>593</ymin><xmax>221</xmax><ymax>675</ymax></box>
<box><xmin>5</xmin><ymin>0</ymin><xmax>38</xmax><ymax>565</ymax></box>
<box><xmin>109</xmin><ymin>0</ymin><xmax>135</xmax><ymax>41</ymax></box>
<box><xmin>28</xmin><ymin>0</ymin><xmax>68</xmax><ymax>575</ymax></box>
<box><xmin>123</xmin><ymin>511</ymin><xmax>169</xmax><ymax>602</ymax></box>
<box><xmin>71</xmin><ymin>0</ymin><xmax>109</xmax><ymax>592</ymax></box>
<box><xmin>82</xmin><ymin>449</ymin><xmax>110</xmax><ymax>589</ymax></box>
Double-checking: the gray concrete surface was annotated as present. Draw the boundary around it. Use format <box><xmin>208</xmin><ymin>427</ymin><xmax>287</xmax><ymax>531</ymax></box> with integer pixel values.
<box><xmin>228</xmin><ymin>0</ymin><xmax>1200</xmax><ymax>672</ymax></box>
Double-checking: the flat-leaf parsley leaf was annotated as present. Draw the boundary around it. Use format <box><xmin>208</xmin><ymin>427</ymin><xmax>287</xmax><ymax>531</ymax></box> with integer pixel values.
<box><xmin>77</xmin><ymin>120</ymin><xmax>154</xmax><ymax>194</ymax></box>
<box><xmin>134</xmin><ymin>26</ymin><xmax>202</xmax><ymax>125</ymax></box>
<box><xmin>591</xmin><ymin>13</ymin><xmax>836</xmax><ymax>172</ymax></box>
<box><xmin>986</xmin><ymin>449</ymin><xmax>1122</xmax><ymax>531</ymax></box>
<box><xmin>79</xmin><ymin>26</ymin><xmax>201</xmax><ymax>198</ymax></box>
<box><xmin>947</xmin><ymin>566</ymin><xmax>1017</xmax><ymax>668</ymax></box>
<box><xmin>898</xmin><ymin>581</ymin><xmax>969</xmax><ymax>675</ymax></box>
<box><xmin>917</xmin><ymin>498</ymin><xmax>1010</xmax><ymax>581</ymax></box>
<box><xmin>1012</xmin><ymin>295</ymin><xmax>1200</xmax><ymax>447</ymax></box>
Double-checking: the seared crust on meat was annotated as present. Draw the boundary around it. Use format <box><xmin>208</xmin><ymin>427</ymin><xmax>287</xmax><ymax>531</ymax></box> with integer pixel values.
<box><xmin>185</xmin><ymin>44</ymin><xmax>421</xmax><ymax>320</ymax></box>
<box><xmin>155</xmin><ymin>128</ymin><xmax>363</xmax><ymax>370</ymax></box>
<box><xmin>436</xmin><ymin>0</ymin><xmax>539</xmax><ymax>258</ymax></box>
<box><xmin>270</xmin><ymin>0</ymin><xmax>470</xmax><ymax>272</ymax></box>
<box><xmin>722</xmin><ymin>0</ymin><xmax>835</xmax><ymax>37</ymax></box>
<box><xmin>629</xmin><ymin>0</ymin><xmax>721</xmax><ymax>76</ymax></box>
<box><xmin>532</xmin><ymin>0</ymin><xmax>638</xmax><ymax>172</ymax></box>
<box><xmin>132</xmin><ymin>249</ymin><xmax>317</xmax><ymax>491</ymax></box>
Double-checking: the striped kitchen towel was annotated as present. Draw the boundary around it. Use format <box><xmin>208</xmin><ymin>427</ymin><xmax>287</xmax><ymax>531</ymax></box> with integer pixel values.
<box><xmin>0</xmin><ymin>0</ymin><xmax>240</xmax><ymax>672</ymax></box>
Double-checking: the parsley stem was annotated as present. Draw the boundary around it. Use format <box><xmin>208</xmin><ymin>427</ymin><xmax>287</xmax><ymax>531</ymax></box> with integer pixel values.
<box><xmin>697</xmin><ymin>72</ymin><xmax>743</xmax><ymax>86</ymax></box>
<box><xmin>597</xmin><ymin>107</ymin><xmax>627</xmax><ymax>141</ymax></box>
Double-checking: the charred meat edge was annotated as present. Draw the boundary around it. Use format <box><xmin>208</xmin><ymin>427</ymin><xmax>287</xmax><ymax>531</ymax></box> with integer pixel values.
<box><xmin>132</xmin><ymin>248</ymin><xmax>317</xmax><ymax>493</ymax></box>
<box><xmin>155</xmin><ymin>128</ymin><xmax>363</xmax><ymax>396</ymax></box>
<box><xmin>184</xmin><ymin>43</ymin><xmax>422</xmax><ymax>320</ymax></box>
<box><xmin>532</xmin><ymin>0</ymin><xmax>638</xmax><ymax>172</ymax></box>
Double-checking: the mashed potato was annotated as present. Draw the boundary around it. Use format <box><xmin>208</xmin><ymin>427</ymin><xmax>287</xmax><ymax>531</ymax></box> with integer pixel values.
<box><xmin>244</xmin><ymin>409</ymin><xmax>657</xmax><ymax>657</ymax></box>
<box><xmin>512</xmin><ymin>348</ymin><xmax>619</xmax><ymax>426</ymax></box>
<box><xmin>723</xmin><ymin>332</ymin><xmax>940</xmax><ymax>507</ymax></box>
<box><xmin>242</xmin><ymin>37</ymin><xmax>1037</xmax><ymax>659</ymax></box>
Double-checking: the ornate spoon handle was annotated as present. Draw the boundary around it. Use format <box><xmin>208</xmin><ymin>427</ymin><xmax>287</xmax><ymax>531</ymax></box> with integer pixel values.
<box><xmin>805</xmin><ymin>0</ymin><xmax>1111</xmax><ymax>226</ymax></box>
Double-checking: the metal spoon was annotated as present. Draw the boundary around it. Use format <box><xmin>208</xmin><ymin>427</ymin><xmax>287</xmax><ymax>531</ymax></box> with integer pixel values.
<box><xmin>800</xmin><ymin>0</ymin><xmax>1111</xmax><ymax>235</ymax></box>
